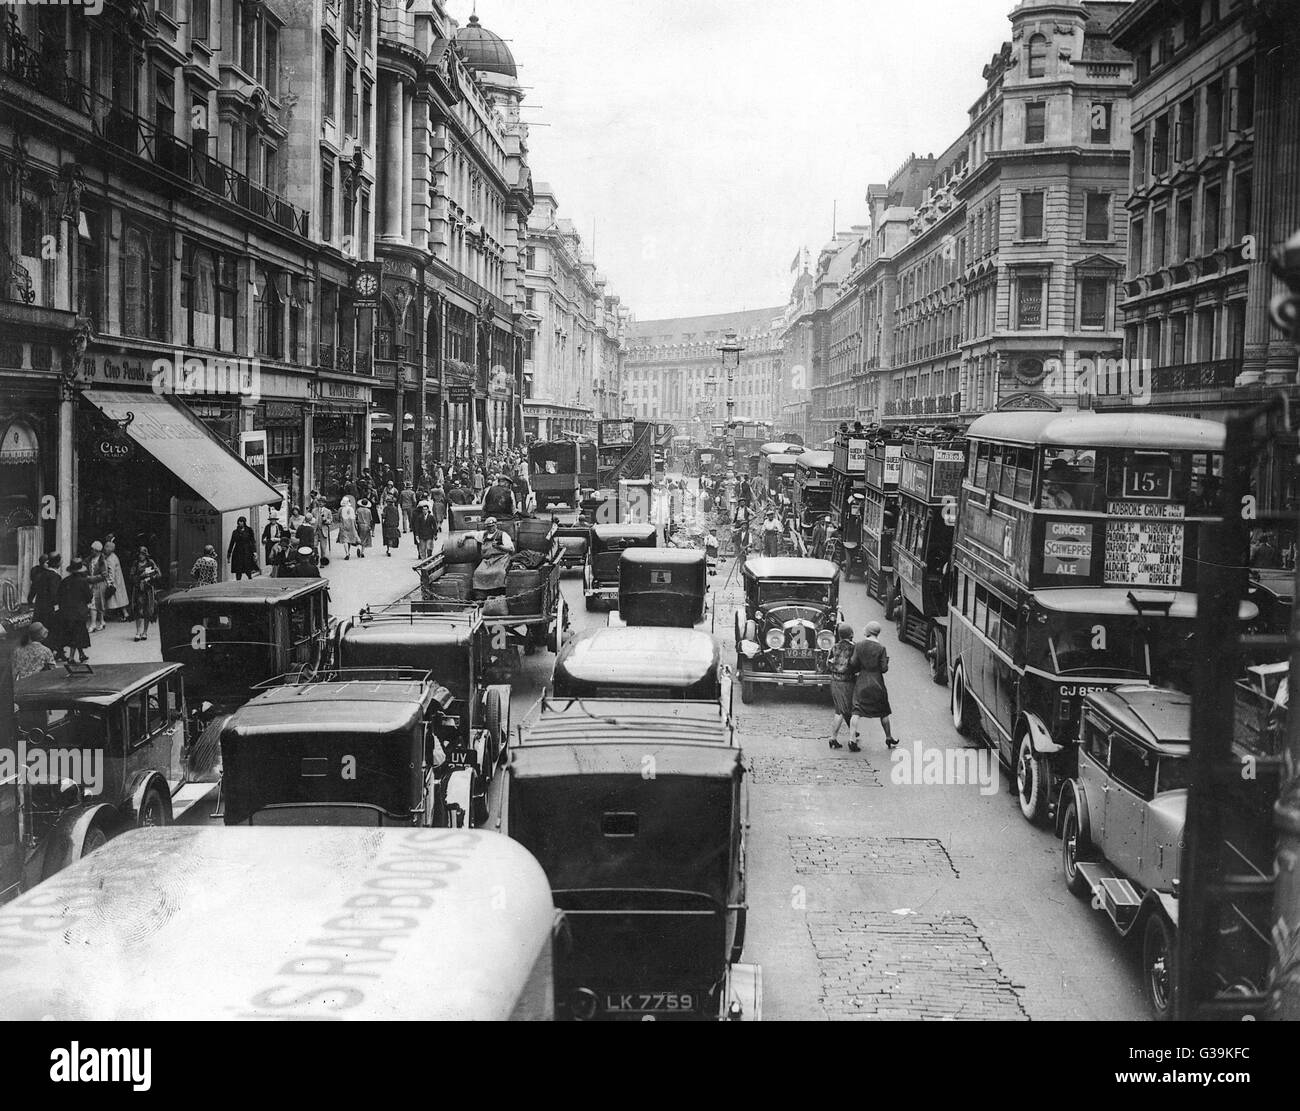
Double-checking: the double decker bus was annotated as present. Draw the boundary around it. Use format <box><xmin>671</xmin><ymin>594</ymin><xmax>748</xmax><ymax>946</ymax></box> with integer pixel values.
<box><xmin>860</xmin><ymin>434</ymin><xmax>905</xmax><ymax>601</ymax></box>
<box><xmin>828</xmin><ymin>427</ymin><xmax>868</xmax><ymax>581</ymax></box>
<box><xmin>792</xmin><ymin>450</ymin><xmax>834</xmax><ymax>544</ymax></box>
<box><xmin>946</xmin><ymin>406</ymin><xmax>1253</xmax><ymax>826</ymax></box>
<box><xmin>891</xmin><ymin>432</ymin><xmax>966</xmax><ymax>684</ymax></box>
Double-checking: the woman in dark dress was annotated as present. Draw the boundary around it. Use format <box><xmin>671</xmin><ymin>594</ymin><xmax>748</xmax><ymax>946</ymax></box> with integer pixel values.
<box><xmin>27</xmin><ymin>553</ymin><xmax>61</xmax><ymax>638</ymax></box>
<box><xmin>849</xmin><ymin>620</ymin><xmax>898</xmax><ymax>752</ymax></box>
<box><xmin>826</xmin><ymin>622</ymin><xmax>856</xmax><ymax>750</ymax></box>
<box><xmin>56</xmin><ymin>559</ymin><xmax>94</xmax><ymax>663</ymax></box>
<box><xmin>381</xmin><ymin>498</ymin><xmax>402</xmax><ymax>556</ymax></box>
<box><xmin>226</xmin><ymin>516</ymin><xmax>259</xmax><ymax>580</ymax></box>
<box><xmin>128</xmin><ymin>547</ymin><xmax>162</xmax><ymax>642</ymax></box>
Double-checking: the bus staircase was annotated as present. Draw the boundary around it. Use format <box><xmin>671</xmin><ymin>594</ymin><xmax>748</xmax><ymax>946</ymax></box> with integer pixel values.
<box><xmin>601</xmin><ymin>426</ymin><xmax>653</xmax><ymax>488</ymax></box>
<box><xmin>1180</xmin><ymin>395</ymin><xmax>1297</xmax><ymax>1020</ymax></box>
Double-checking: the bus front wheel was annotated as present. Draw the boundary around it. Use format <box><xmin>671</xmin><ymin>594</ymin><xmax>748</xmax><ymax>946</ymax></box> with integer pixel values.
<box><xmin>927</xmin><ymin>626</ymin><xmax>947</xmax><ymax>686</ymax></box>
<box><xmin>950</xmin><ymin>664</ymin><xmax>977</xmax><ymax>737</ymax></box>
<box><xmin>1015</xmin><ymin>733</ymin><xmax>1050</xmax><ymax>826</ymax></box>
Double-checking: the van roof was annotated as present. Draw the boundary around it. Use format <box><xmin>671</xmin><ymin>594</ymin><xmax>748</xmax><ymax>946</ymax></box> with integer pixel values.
<box><xmin>0</xmin><ymin>828</ymin><xmax>554</xmax><ymax>1020</ymax></box>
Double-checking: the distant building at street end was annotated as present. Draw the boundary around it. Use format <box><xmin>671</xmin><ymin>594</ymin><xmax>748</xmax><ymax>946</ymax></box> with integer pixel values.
<box><xmin>624</xmin><ymin>308</ymin><xmax>786</xmax><ymax>441</ymax></box>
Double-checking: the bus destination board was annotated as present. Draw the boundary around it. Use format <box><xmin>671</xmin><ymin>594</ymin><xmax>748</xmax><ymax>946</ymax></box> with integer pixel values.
<box><xmin>1103</xmin><ymin>520</ymin><xmax>1184</xmax><ymax>587</ymax></box>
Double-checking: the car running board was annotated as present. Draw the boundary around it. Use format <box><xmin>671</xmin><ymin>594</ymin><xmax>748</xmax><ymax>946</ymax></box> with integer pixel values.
<box><xmin>1076</xmin><ymin>862</ymin><xmax>1143</xmax><ymax>933</ymax></box>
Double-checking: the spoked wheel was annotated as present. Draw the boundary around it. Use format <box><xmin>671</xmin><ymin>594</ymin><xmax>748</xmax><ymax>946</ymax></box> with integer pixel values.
<box><xmin>136</xmin><ymin>786</ymin><xmax>170</xmax><ymax>828</ymax></box>
<box><xmin>1060</xmin><ymin>798</ymin><xmax>1092</xmax><ymax>898</ymax></box>
<box><xmin>1015</xmin><ymin>732</ymin><xmax>1050</xmax><ymax>826</ymax></box>
<box><xmin>950</xmin><ymin>664</ymin><xmax>977</xmax><ymax>736</ymax></box>
<box><xmin>1143</xmin><ymin>914</ymin><xmax>1176</xmax><ymax>1021</ymax></box>
<box><xmin>80</xmin><ymin>825</ymin><xmax>108</xmax><ymax>858</ymax></box>
<box><xmin>927</xmin><ymin>625</ymin><xmax>947</xmax><ymax>686</ymax></box>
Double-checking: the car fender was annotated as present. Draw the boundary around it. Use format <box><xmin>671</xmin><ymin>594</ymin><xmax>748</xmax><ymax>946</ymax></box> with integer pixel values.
<box><xmin>439</xmin><ymin>767</ymin><xmax>476</xmax><ymax>829</ymax></box>
<box><xmin>1056</xmin><ymin>779</ymin><xmax>1091</xmax><ymax>840</ymax></box>
<box><xmin>469</xmin><ymin>728</ymin><xmax>491</xmax><ymax>775</ymax></box>
<box><xmin>39</xmin><ymin>803</ymin><xmax>117</xmax><ymax>881</ymax></box>
<box><xmin>1151</xmin><ymin>890</ymin><xmax>1178</xmax><ymax>931</ymax></box>
<box><xmin>1018</xmin><ymin>711</ymin><xmax>1062</xmax><ymax>756</ymax></box>
<box><xmin>127</xmin><ymin>769</ymin><xmax>174</xmax><ymax>825</ymax></box>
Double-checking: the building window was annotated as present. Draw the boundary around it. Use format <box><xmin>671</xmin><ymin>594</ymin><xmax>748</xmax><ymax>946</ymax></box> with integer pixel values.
<box><xmin>192</xmin><ymin>0</ymin><xmax>210</xmax><ymax>42</ymax></box>
<box><xmin>1232</xmin><ymin>172</ymin><xmax>1252</xmax><ymax>244</ymax></box>
<box><xmin>360</xmin><ymin>190</ymin><xmax>371</xmax><ymax>253</ymax></box>
<box><xmin>1016</xmin><ymin>274</ymin><xmax>1044</xmax><ymax>328</ymax></box>
<box><xmin>1196</xmin><ymin>308</ymin><xmax>1216</xmax><ymax>360</ymax></box>
<box><xmin>77</xmin><ymin>209</ymin><xmax>103</xmax><ymax>330</ymax></box>
<box><xmin>1133</xmin><ymin>127</ymin><xmax>1147</xmax><ymax>186</ymax></box>
<box><xmin>1153</xmin><ymin>113</ymin><xmax>1170</xmax><ymax>175</ymax></box>
<box><xmin>1146</xmin><ymin>320</ymin><xmax>1162</xmax><ymax>365</ymax></box>
<box><xmin>361</xmin><ymin>80</ymin><xmax>372</xmax><ymax>145</ymax></box>
<box><xmin>1206</xmin><ymin>79</ymin><xmax>1224</xmax><ymax>148</ymax></box>
<box><xmin>1025</xmin><ymin>102</ymin><xmax>1046</xmax><ymax>144</ymax></box>
<box><xmin>1203</xmin><ymin>183</ymin><xmax>1222</xmax><ymax>251</ymax></box>
<box><xmin>264</xmin><ymin>24</ymin><xmax>278</xmax><ymax>97</ymax></box>
<box><xmin>1176</xmin><ymin>98</ymin><xmax>1196</xmax><ymax>162</ymax></box>
<box><xmin>1130</xmin><ymin>216</ymin><xmax>1145</xmax><ymax>274</ymax></box>
<box><xmin>1176</xmin><ymin>195</ymin><xmax>1193</xmax><ymax>260</ymax></box>
<box><xmin>1227</xmin><ymin>300</ymin><xmax>1246</xmax><ymax>360</ymax></box>
<box><xmin>321</xmin><ymin>158</ymin><xmax>334</xmax><ymax>242</ymax></box>
<box><xmin>121</xmin><ymin>225</ymin><xmax>168</xmax><ymax>340</ymax></box>
<box><xmin>1027</xmin><ymin>33</ymin><xmax>1048</xmax><ymax>78</ymax></box>
<box><xmin>240</xmin><ymin>0</ymin><xmax>259</xmax><ymax>75</ymax></box>
<box><xmin>155</xmin><ymin>68</ymin><xmax>175</xmax><ymax>138</ymax></box>
<box><xmin>1020</xmin><ymin>191</ymin><xmax>1044</xmax><ymax>239</ymax></box>
<box><xmin>255</xmin><ymin>266</ymin><xmax>285</xmax><ymax>360</ymax></box>
<box><xmin>324</xmin><ymin>43</ymin><xmax>336</xmax><ymax>119</ymax></box>
<box><xmin>1231</xmin><ymin>58</ymin><xmax>1254</xmax><ymax>131</ymax></box>
<box><xmin>345</xmin><ymin>64</ymin><xmax>357</xmax><ymax>138</ymax></box>
<box><xmin>1090</xmin><ymin>101</ymin><xmax>1112</xmax><ymax>143</ymax></box>
<box><xmin>1153</xmin><ymin>208</ymin><xmax>1168</xmax><ymax>268</ymax></box>
<box><xmin>1085</xmin><ymin>192</ymin><xmax>1111</xmax><ymax>241</ymax></box>
<box><xmin>1169</xmin><ymin>313</ymin><xmax>1188</xmax><ymax>364</ymax></box>
<box><xmin>1079</xmin><ymin>277</ymin><xmax>1109</xmax><ymax>329</ymax></box>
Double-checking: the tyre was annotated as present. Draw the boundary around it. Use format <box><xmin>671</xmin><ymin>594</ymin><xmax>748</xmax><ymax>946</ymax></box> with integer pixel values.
<box><xmin>895</xmin><ymin>595</ymin><xmax>908</xmax><ymax>642</ymax></box>
<box><xmin>1143</xmin><ymin>913</ymin><xmax>1176</xmax><ymax>1021</ymax></box>
<box><xmin>950</xmin><ymin>663</ymin><xmax>977</xmax><ymax>736</ymax></box>
<box><xmin>740</xmin><ymin>677</ymin><xmax>755</xmax><ymax>704</ymax></box>
<box><xmin>1015</xmin><ymin>732</ymin><xmax>1050</xmax><ymax>826</ymax></box>
<box><xmin>484</xmin><ymin>687</ymin><xmax>505</xmax><ymax>769</ymax></box>
<box><xmin>1060</xmin><ymin>797</ymin><xmax>1092</xmax><ymax>898</ymax></box>
<box><xmin>584</xmin><ymin>594</ymin><xmax>596</xmax><ymax>612</ymax></box>
<box><xmin>927</xmin><ymin>625</ymin><xmax>948</xmax><ymax>686</ymax></box>
<box><xmin>136</xmin><ymin>785</ymin><xmax>170</xmax><ymax>828</ymax></box>
<box><xmin>79</xmin><ymin>824</ymin><xmax>108</xmax><ymax>858</ymax></box>
<box><xmin>884</xmin><ymin>583</ymin><xmax>900</xmax><ymax>622</ymax></box>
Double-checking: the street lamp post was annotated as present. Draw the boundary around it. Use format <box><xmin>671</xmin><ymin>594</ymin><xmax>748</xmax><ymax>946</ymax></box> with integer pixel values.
<box><xmin>717</xmin><ymin>329</ymin><xmax>744</xmax><ymax>470</ymax></box>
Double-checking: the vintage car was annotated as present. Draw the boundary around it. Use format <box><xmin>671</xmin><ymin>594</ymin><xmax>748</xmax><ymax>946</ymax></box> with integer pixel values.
<box><xmin>608</xmin><ymin>548</ymin><xmax>711</xmax><ymax>630</ymax></box>
<box><xmin>0</xmin><ymin>827</ymin><xmax>559</xmax><ymax>1020</ymax></box>
<box><xmin>506</xmin><ymin>698</ymin><xmax>758</xmax><ymax>1020</ymax></box>
<box><xmin>584</xmin><ymin>523</ymin><xmax>658</xmax><ymax>610</ymax></box>
<box><xmin>732</xmin><ymin>557</ymin><xmax>842</xmax><ymax>704</ymax></box>
<box><xmin>1057</xmin><ymin>685</ymin><xmax>1192</xmax><ymax>1019</ymax></box>
<box><xmin>7</xmin><ymin>663</ymin><xmax>186</xmax><ymax>896</ymax></box>
<box><xmin>554</xmin><ymin>520</ymin><xmax>593</xmax><ymax>574</ymax></box>
<box><xmin>552</xmin><ymin>626</ymin><xmax>727</xmax><ymax>708</ymax></box>
<box><xmin>219</xmin><ymin>668</ymin><xmax>497</xmax><ymax>827</ymax></box>
<box><xmin>332</xmin><ymin>603</ymin><xmax>514</xmax><ymax>819</ymax></box>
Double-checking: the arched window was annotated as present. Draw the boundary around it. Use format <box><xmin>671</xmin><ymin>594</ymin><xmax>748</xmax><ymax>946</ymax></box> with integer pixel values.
<box><xmin>1028</xmin><ymin>34</ymin><xmax>1048</xmax><ymax>78</ymax></box>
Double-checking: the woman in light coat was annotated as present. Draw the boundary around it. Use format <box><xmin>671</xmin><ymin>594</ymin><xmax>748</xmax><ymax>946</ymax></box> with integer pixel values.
<box><xmin>337</xmin><ymin>495</ymin><xmax>362</xmax><ymax>560</ymax></box>
<box><xmin>102</xmin><ymin>539</ymin><xmax>130</xmax><ymax>621</ymax></box>
<box><xmin>355</xmin><ymin>499</ymin><xmax>374</xmax><ymax>557</ymax></box>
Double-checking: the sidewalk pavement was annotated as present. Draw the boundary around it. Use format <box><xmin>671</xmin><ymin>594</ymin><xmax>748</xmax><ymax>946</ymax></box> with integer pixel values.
<box><xmin>80</xmin><ymin>526</ymin><xmax>432</xmax><ymax>667</ymax></box>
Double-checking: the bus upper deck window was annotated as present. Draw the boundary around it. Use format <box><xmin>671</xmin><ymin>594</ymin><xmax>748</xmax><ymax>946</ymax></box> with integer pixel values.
<box><xmin>1040</xmin><ymin>450</ymin><xmax>1099</xmax><ymax>511</ymax></box>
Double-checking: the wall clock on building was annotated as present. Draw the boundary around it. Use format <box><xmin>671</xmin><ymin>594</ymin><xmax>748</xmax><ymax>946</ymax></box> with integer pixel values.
<box><xmin>352</xmin><ymin>264</ymin><xmax>382</xmax><ymax>304</ymax></box>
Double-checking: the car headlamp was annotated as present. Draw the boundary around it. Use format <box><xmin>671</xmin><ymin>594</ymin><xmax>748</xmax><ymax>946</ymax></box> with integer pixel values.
<box><xmin>816</xmin><ymin>631</ymin><xmax>836</xmax><ymax>652</ymax></box>
<box><xmin>765</xmin><ymin>627</ymin><xmax>785</xmax><ymax>650</ymax></box>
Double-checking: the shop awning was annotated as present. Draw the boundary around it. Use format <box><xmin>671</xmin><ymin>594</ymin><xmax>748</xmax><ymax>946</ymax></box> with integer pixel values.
<box><xmin>82</xmin><ymin>390</ymin><xmax>281</xmax><ymax>513</ymax></box>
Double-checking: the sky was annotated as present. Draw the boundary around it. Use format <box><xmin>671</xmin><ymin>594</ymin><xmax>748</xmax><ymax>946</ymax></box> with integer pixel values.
<box><xmin>445</xmin><ymin>0</ymin><xmax>1032</xmax><ymax>321</ymax></box>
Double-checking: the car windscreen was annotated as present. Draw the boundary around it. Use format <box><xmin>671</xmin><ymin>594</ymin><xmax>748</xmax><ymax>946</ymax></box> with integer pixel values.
<box><xmin>167</xmin><ymin>607</ymin><xmax>275</xmax><ymax>674</ymax></box>
<box><xmin>1156</xmin><ymin>752</ymin><xmax>1192</xmax><ymax>793</ymax></box>
<box><xmin>757</xmin><ymin>581</ymin><xmax>832</xmax><ymax>607</ymax></box>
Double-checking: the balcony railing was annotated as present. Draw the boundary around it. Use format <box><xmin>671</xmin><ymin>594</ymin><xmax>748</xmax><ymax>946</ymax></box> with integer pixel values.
<box><xmin>883</xmin><ymin>392</ymin><xmax>963</xmax><ymax>418</ymax></box>
<box><xmin>1</xmin><ymin>27</ymin><xmax>310</xmax><ymax>238</ymax></box>
<box><xmin>1149</xmin><ymin>358</ymin><xmax>1243</xmax><ymax>395</ymax></box>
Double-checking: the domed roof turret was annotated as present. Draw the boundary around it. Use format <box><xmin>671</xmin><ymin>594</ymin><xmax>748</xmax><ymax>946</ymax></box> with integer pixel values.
<box><xmin>455</xmin><ymin>14</ymin><xmax>517</xmax><ymax>79</ymax></box>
